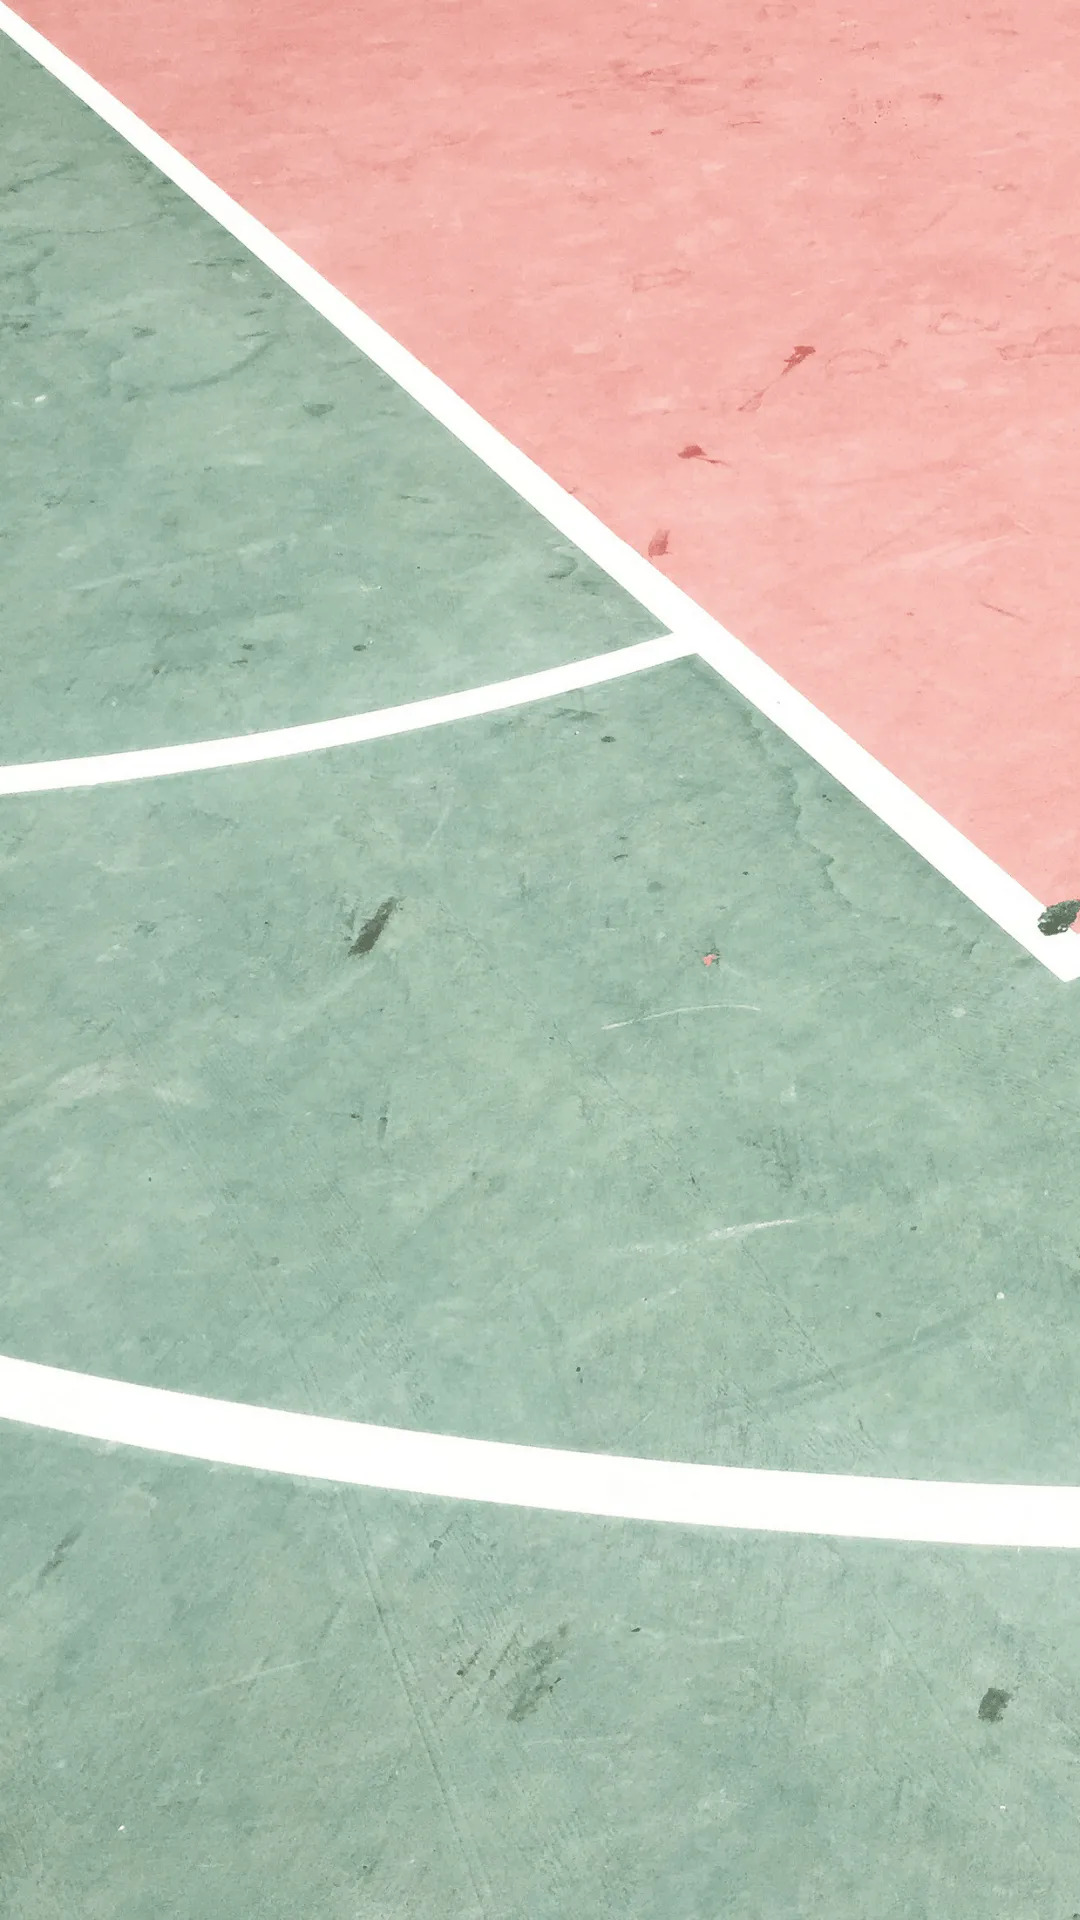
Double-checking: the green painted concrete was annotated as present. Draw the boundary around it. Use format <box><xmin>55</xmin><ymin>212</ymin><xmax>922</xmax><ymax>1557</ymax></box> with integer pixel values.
<box><xmin>3</xmin><ymin>655</ymin><xmax>1080</xmax><ymax>1488</ymax></box>
<box><xmin>5</xmin><ymin>22</ymin><xmax>1080</xmax><ymax>1920</ymax></box>
<box><xmin>5</xmin><ymin>1427</ymin><xmax>1080</xmax><ymax>1919</ymax></box>
<box><xmin>0</xmin><ymin>35</ymin><xmax>659</xmax><ymax>766</ymax></box>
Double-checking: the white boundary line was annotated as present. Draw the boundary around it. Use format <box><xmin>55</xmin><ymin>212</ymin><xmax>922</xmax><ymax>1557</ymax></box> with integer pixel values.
<box><xmin>0</xmin><ymin>636</ymin><xmax>690</xmax><ymax>792</ymax></box>
<box><xmin>690</xmin><ymin>631</ymin><xmax>1080</xmax><ymax>981</ymax></box>
<box><xmin>3</xmin><ymin>1353</ymin><xmax>1080</xmax><ymax>1549</ymax></box>
<box><xmin>1</xmin><ymin>1</ymin><xmax>1076</xmax><ymax>980</ymax></box>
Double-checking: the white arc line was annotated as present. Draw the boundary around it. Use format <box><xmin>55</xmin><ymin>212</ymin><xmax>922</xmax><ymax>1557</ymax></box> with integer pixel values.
<box><xmin>0</xmin><ymin>636</ymin><xmax>690</xmax><ymax>793</ymax></box>
<box><xmin>0</xmin><ymin>4</ymin><xmax>1076</xmax><ymax>980</ymax></box>
<box><xmin>3</xmin><ymin>1353</ymin><xmax>1080</xmax><ymax>1550</ymax></box>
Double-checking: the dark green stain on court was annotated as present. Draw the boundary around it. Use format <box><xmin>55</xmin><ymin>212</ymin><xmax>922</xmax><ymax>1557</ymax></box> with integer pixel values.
<box><xmin>349</xmin><ymin>896</ymin><xmax>397</xmax><ymax>954</ymax></box>
<box><xmin>1038</xmin><ymin>899</ymin><xmax>1080</xmax><ymax>935</ymax></box>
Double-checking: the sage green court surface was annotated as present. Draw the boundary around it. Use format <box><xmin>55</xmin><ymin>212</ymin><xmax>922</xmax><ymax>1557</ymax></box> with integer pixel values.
<box><xmin>5</xmin><ymin>30</ymin><xmax>1080</xmax><ymax>1920</ymax></box>
<box><xmin>0</xmin><ymin>38</ymin><xmax>659</xmax><ymax>766</ymax></box>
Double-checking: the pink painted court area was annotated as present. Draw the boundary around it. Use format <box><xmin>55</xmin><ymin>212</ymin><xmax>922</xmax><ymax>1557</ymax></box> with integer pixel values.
<box><xmin>17</xmin><ymin>0</ymin><xmax>1080</xmax><ymax>904</ymax></box>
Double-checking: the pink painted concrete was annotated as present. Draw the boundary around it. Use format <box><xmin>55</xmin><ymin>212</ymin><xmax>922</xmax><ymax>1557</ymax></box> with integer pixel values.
<box><xmin>18</xmin><ymin>0</ymin><xmax>1080</xmax><ymax>900</ymax></box>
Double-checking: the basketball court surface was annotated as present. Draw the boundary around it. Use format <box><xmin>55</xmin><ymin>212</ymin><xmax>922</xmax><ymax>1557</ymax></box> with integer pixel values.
<box><xmin>4</xmin><ymin>3</ymin><xmax>1080</xmax><ymax>1912</ymax></box>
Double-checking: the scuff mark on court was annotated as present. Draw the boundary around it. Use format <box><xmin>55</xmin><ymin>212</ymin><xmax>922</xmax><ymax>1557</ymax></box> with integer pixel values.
<box><xmin>603</xmin><ymin>1002</ymin><xmax>760</xmax><ymax>1029</ymax></box>
<box><xmin>507</xmin><ymin>1625</ymin><xmax>570</xmax><ymax>1723</ymax></box>
<box><xmin>677</xmin><ymin>444</ymin><xmax>728</xmax><ymax>466</ymax></box>
<box><xmin>37</xmin><ymin>1526</ymin><xmax>81</xmax><ymax>1583</ymax></box>
<box><xmin>740</xmin><ymin>343</ymin><xmax>815</xmax><ymax>411</ymax></box>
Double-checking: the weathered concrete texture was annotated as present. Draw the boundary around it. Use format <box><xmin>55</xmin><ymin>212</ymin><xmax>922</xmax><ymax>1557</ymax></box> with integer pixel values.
<box><xmin>4</xmin><ymin>1425</ymin><xmax>1080</xmax><ymax>1919</ymax></box>
<box><xmin>0</xmin><ymin>34</ymin><xmax>659</xmax><ymax>765</ymax></box>
<box><xmin>3</xmin><ymin>659</ymin><xmax>1079</xmax><ymax>1490</ymax></box>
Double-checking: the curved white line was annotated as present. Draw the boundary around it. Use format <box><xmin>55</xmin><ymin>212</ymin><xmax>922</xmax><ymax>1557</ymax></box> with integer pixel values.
<box><xmin>2</xmin><ymin>1354</ymin><xmax>1078</xmax><ymax>1549</ymax></box>
<box><xmin>0</xmin><ymin>636</ymin><xmax>689</xmax><ymax>794</ymax></box>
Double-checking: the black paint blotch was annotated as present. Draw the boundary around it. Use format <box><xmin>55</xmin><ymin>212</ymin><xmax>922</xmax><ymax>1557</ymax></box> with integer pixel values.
<box><xmin>1038</xmin><ymin>899</ymin><xmax>1080</xmax><ymax>935</ymax></box>
<box><xmin>978</xmin><ymin>1686</ymin><xmax>1011</xmax><ymax>1722</ymax></box>
<box><xmin>350</xmin><ymin>898</ymin><xmax>397</xmax><ymax>955</ymax></box>
<box><xmin>303</xmin><ymin>401</ymin><xmax>334</xmax><ymax>417</ymax></box>
<box><xmin>601</xmin><ymin>734</ymin><xmax>616</xmax><ymax>743</ymax></box>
